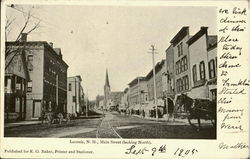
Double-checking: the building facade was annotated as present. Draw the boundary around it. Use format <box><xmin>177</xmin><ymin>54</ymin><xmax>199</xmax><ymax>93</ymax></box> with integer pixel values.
<box><xmin>170</xmin><ymin>27</ymin><xmax>191</xmax><ymax>100</ymax></box>
<box><xmin>164</xmin><ymin>26</ymin><xmax>217</xmax><ymax>114</ymax></box>
<box><xmin>146</xmin><ymin>59</ymin><xmax>167</xmax><ymax>104</ymax></box>
<box><xmin>67</xmin><ymin>75</ymin><xmax>84</xmax><ymax>116</ymax></box>
<box><xmin>6</xmin><ymin>35</ymin><xmax>68</xmax><ymax>120</ymax></box>
<box><xmin>128</xmin><ymin>77</ymin><xmax>148</xmax><ymax>107</ymax></box>
<box><xmin>165</xmin><ymin>45</ymin><xmax>175</xmax><ymax>99</ymax></box>
<box><xmin>120</xmin><ymin>88</ymin><xmax>129</xmax><ymax>111</ymax></box>
<box><xmin>5</xmin><ymin>43</ymin><xmax>30</xmax><ymax>121</ymax></box>
<box><xmin>187</xmin><ymin>27</ymin><xmax>217</xmax><ymax>101</ymax></box>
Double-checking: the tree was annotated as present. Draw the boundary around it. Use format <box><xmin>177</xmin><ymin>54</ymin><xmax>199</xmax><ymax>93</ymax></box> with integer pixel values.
<box><xmin>5</xmin><ymin>4</ymin><xmax>41</xmax><ymax>70</ymax></box>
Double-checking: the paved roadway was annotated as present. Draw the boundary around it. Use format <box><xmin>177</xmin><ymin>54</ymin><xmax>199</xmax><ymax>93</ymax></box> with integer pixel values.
<box><xmin>4</xmin><ymin>112</ymin><xmax>216</xmax><ymax>139</ymax></box>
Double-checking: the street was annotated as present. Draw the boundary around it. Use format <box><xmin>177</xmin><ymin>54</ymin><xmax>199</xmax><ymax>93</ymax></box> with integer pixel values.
<box><xmin>5</xmin><ymin>112</ymin><xmax>216</xmax><ymax>139</ymax></box>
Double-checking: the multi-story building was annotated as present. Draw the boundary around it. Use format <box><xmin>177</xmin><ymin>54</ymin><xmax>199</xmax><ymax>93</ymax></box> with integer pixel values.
<box><xmin>170</xmin><ymin>27</ymin><xmax>191</xmax><ymax>99</ymax></box>
<box><xmin>6</xmin><ymin>34</ymin><xmax>68</xmax><ymax>120</ymax></box>
<box><xmin>206</xmin><ymin>35</ymin><xmax>217</xmax><ymax>102</ymax></box>
<box><xmin>5</xmin><ymin>42</ymin><xmax>30</xmax><ymax>121</ymax></box>
<box><xmin>128</xmin><ymin>77</ymin><xmax>148</xmax><ymax>107</ymax></box>
<box><xmin>165</xmin><ymin>45</ymin><xmax>175</xmax><ymax>99</ymax></box>
<box><xmin>67</xmin><ymin>75</ymin><xmax>84</xmax><ymax>116</ymax></box>
<box><xmin>169</xmin><ymin>27</ymin><xmax>191</xmax><ymax>113</ymax></box>
<box><xmin>187</xmin><ymin>27</ymin><xmax>217</xmax><ymax>99</ymax></box>
<box><xmin>164</xmin><ymin>45</ymin><xmax>175</xmax><ymax>114</ymax></box>
<box><xmin>146</xmin><ymin>60</ymin><xmax>167</xmax><ymax>103</ymax></box>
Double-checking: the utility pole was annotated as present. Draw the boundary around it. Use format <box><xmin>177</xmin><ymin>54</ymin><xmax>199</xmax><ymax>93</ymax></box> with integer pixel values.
<box><xmin>148</xmin><ymin>45</ymin><xmax>158</xmax><ymax>120</ymax></box>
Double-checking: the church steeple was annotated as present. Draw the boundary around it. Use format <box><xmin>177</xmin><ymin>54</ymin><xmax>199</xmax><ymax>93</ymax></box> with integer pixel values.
<box><xmin>104</xmin><ymin>69</ymin><xmax>111</xmax><ymax>109</ymax></box>
<box><xmin>105</xmin><ymin>69</ymin><xmax>110</xmax><ymax>87</ymax></box>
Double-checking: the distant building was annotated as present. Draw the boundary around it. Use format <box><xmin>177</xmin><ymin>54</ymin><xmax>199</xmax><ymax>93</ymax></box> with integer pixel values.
<box><xmin>145</xmin><ymin>60</ymin><xmax>167</xmax><ymax>116</ymax></box>
<box><xmin>67</xmin><ymin>75</ymin><xmax>84</xmax><ymax>116</ymax></box>
<box><xmin>120</xmin><ymin>88</ymin><xmax>129</xmax><ymax>111</ymax></box>
<box><xmin>5</xmin><ymin>42</ymin><xmax>30</xmax><ymax>121</ymax></box>
<box><xmin>6</xmin><ymin>34</ymin><xmax>68</xmax><ymax>120</ymax></box>
<box><xmin>95</xmin><ymin>95</ymin><xmax>104</xmax><ymax>109</ymax></box>
<box><xmin>146</xmin><ymin>60</ymin><xmax>167</xmax><ymax>103</ymax></box>
<box><xmin>103</xmin><ymin>69</ymin><xmax>123</xmax><ymax>111</ymax></box>
<box><xmin>107</xmin><ymin>92</ymin><xmax>124</xmax><ymax>111</ymax></box>
<box><xmin>128</xmin><ymin>77</ymin><xmax>148</xmax><ymax>107</ymax></box>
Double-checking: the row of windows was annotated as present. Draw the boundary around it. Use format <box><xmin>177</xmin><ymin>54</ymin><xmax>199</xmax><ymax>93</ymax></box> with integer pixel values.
<box><xmin>176</xmin><ymin>56</ymin><xmax>188</xmax><ymax>75</ymax></box>
<box><xmin>192</xmin><ymin>58</ymin><xmax>217</xmax><ymax>85</ymax></box>
<box><xmin>176</xmin><ymin>76</ymin><xmax>189</xmax><ymax>92</ymax></box>
<box><xmin>192</xmin><ymin>61</ymin><xmax>206</xmax><ymax>82</ymax></box>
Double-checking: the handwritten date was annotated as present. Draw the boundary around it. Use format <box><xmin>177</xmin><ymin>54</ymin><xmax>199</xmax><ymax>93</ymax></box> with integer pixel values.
<box><xmin>125</xmin><ymin>145</ymin><xmax>198</xmax><ymax>157</ymax></box>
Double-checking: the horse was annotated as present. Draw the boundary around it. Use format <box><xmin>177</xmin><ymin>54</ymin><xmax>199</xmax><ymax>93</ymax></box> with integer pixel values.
<box><xmin>40</xmin><ymin>112</ymin><xmax>65</xmax><ymax>125</ymax></box>
<box><xmin>176</xmin><ymin>94</ymin><xmax>216</xmax><ymax>131</ymax></box>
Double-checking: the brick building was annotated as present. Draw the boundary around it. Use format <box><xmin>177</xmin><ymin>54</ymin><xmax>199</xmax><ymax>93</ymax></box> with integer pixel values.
<box><xmin>6</xmin><ymin>35</ymin><xmax>68</xmax><ymax>120</ymax></box>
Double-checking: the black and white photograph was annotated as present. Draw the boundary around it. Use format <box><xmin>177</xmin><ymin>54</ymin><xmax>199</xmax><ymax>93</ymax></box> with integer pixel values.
<box><xmin>3</xmin><ymin>4</ymin><xmax>218</xmax><ymax>139</ymax></box>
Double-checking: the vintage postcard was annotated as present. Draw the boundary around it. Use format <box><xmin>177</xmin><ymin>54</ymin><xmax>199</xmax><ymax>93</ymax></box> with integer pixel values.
<box><xmin>0</xmin><ymin>0</ymin><xmax>249</xmax><ymax>158</ymax></box>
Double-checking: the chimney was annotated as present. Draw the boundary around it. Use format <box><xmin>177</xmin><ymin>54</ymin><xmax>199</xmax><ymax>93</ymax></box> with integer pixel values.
<box><xmin>201</xmin><ymin>27</ymin><xmax>208</xmax><ymax>33</ymax></box>
<box><xmin>20</xmin><ymin>33</ymin><xmax>27</xmax><ymax>42</ymax></box>
<box><xmin>49</xmin><ymin>42</ymin><xmax>53</xmax><ymax>48</ymax></box>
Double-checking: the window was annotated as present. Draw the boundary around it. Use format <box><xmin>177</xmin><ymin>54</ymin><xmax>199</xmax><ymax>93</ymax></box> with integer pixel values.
<box><xmin>180</xmin><ymin>79</ymin><xmax>183</xmax><ymax>91</ymax></box>
<box><xmin>180</xmin><ymin>59</ymin><xmax>183</xmax><ymax>72</ymax></box>
<box><xmin>69</xmin><ymin>83</ymin><xmax>72</xmax><ymax>91</ymax></box>
<box><xmin>27</xmin><ymin>55</ymin><xmax>33</xmax><ymax>71</ymax></box>
<box><xmin>27</xmin><ymin>81</ymin><xmax>32</xmax><ymax>92</ymax></box>
<box><xmin>199</xmin><ymin>61</ymin><xmax>206</xmax><ymax>80</ymax></box>
<box><xmin>178</xmin><ymin>61</ymin><xmax>181</xmax><ymax>74</ymax></box>
<box><xmin>176</xmin><ymin>79</ymin><xmax>180</xmax><ymax>92</ymax></box>
<box><xmin>209</xmin><ymin>59</ymin><xmax>216</xmax><ymax>79</ymax></box>
<box><xmin>177</xmin><ymin>42</ymin><xmax>183</xmax><ymax>57</ymax></box>
<box><xmin>184</xmin><ymin>76</ymin><xmax>189</xmax><ymax>90</ymax></box>
<box><xmin>176</xmin><ymin>62</ymin><xmax>179</xmax><ymax>75</ymax></box>
<box><xmin>72</xmin><ymin>96</ymin><xmax>76</xmax><ymax>102</ymax></box>
<box><xmin>180</xmin><ymin>42</ymin><xmax>183</xmax><ymax>56</ymax></box>
<box><xmin>192</xmin><ymin>65</ymin><xmax>197</xmax><ymax>82</ymax></box>
<box><xmin>183</xmin><ymin>56</ymin><xmax>187</xmax><ymax>71</ymax></box>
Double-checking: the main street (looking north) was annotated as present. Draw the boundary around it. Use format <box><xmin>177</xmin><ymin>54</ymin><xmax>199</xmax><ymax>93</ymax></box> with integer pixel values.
<box><xmin>5</xmin><ymin>112</ymin><xmax>216</xmax><ymax>139</ymax></box>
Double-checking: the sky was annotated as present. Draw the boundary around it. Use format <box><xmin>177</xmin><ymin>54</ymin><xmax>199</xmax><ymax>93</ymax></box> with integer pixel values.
<box><xmin>6</xmin><ymin>5</ymin><xmax>216</xmax><ymax>100</ymax></box>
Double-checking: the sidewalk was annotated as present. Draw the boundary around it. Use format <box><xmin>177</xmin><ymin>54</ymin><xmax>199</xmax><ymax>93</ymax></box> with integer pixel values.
<box><xmin>5</xmin><ymin>120</ymin><xmax>42</xmax><ymax>128</ymax></box>
<box><xmin>131</xmin><ymin>114</ymin><xmax>212</xmax><ymax>125</ymax></box>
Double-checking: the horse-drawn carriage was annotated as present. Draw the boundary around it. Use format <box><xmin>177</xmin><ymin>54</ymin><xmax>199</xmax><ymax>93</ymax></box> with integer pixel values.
<box><xmin>40</xmin><ymin>111</ymin><xmax>71</xmax><ymax>125</ymax></box>
<box><xmin>176</xmin><ymin>94</ymin><xmax>216</xmax><ymax>131</ymax></box>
